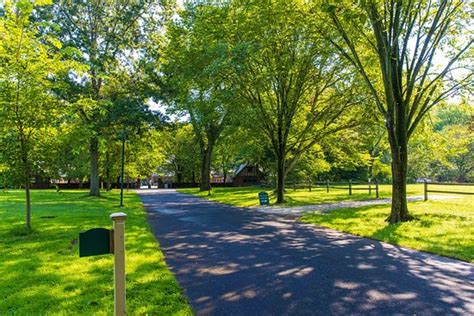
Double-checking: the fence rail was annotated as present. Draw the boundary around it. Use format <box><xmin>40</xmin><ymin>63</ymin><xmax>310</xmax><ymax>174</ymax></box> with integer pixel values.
<box><xmin>289</xmin><ymin>180</ymin><xmax>380</xmax><ymax>199</ymax></box>
<box><xmin>424</xmin><ymin>181</ymin><xmax>474</xmax><ymax>201</ymax></box>
<box><xmin>429</xmin><ymin>182</ymin><xmax>474</xmax><ymax>186</ymax></box>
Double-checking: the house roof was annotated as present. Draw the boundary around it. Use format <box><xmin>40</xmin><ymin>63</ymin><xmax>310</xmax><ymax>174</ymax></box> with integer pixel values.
<box><xmin>233</xmin><ymin>163</ymin><xmax>248</xmax><ymax>177</ymax></box>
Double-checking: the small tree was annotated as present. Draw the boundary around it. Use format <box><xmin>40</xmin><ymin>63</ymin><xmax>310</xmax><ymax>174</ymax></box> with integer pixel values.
<box><xmin>0</xmin><ymin>1</ymin><xmax>70</xmax><ymax>230</ymax></box>
<box><xmin>323</xmin><ymin>0</ymin><xmax>472</xmax><ymax>223</ymax></box>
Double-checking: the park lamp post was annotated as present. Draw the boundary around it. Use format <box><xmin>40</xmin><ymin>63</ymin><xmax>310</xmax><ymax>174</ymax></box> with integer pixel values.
<box><xmin>118</xmin><ymin>131</ymin><xmax>127</xmax><ymax>208</ymax></box>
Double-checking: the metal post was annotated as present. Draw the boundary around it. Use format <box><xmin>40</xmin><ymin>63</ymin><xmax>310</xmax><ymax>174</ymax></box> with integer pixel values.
<box><xmin>111</xmin><ymin>212</ymin><xmax>127</xmax><ymax>316</ymax></box>
<box><xmin>375</xmin><ymin>180</ymin><xmax>379</xmax><ymax>199</ymax></box>
<box><xmin>349</xmin><ymin>179</ymin><xmax>352</xmax><ymax>195</ymax></box>
<box><xmin>424</xmin><ymin>180</ymin><xmax>428</xmax><ymax>201</ymax></box>
<box><xmin>120</xmin><ymin>135</ymin><xmax>125</xmax><ymax>208</ymax></box>
<box><xmin>326</xmin><ymin>179</ymin><xmax>329</xmax><ymax>193</ymax></box>
<box><xmin>368</xmin><ymin>178</ymin><xmax>372</xmax><ymax>195</ymax></box>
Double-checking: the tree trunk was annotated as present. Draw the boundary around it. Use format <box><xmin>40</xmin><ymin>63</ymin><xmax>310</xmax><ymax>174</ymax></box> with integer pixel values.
<box><xmin>367</xmin><ymin>156</ymin><xmax>375</xmax><ymax>181</ymax></box>
<box><xmin>20</xmin><ymin>138</ymin><xmax>32</xmax><ymax>230</ymax></box>
<box><xmin>200</xmin><ymin>148</ymin><xmax>213</xmax><ymax>191</ymax></box>
<box><xmin>387</xmin><ymin>142</ymin><xmax>413</xmax><ymax>223</ymax></box>
<box><xmin>276</xmin><ymin>155</ymin><xmax>285</xmax><ymax>203</ymax></box>
<box><xmin>89</xmin><ymin>136</ymin><xmax>100</xmax><ymax>196</ymax></box>
<box><xmin>177</xmin><ymin>169</ymin><xmax>183</xmax><ymax>184</ymax></box>
<box><xmin>24</xmin><ymin>166</ymin><xmax>31</xmax><ymax>231</ymax></box>
<box><xmin>105</xmin><ymin>149</ymin><xmax>111</xmax><ymax>191</ymax></box>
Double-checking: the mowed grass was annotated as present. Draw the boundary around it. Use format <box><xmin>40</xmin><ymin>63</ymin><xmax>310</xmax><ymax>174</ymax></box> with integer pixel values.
<box><xmin>301</xmin><ymin>195</ymin><xmax>474</xmax><ymax>262</ymax></box>
<box><xmin>0</xmin><ymin>189</ymin><xmax>192</xmax><ymax>315</ymax></box>
<box><xmin>179</xmin><ymin>184</ymin><xmax>424</xmax><ymax>207</ymax></box>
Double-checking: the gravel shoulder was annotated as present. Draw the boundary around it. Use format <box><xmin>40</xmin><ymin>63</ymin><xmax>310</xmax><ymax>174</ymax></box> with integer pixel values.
<box><xmin>252</xmin><ymin>195</ymin><xmax>461</xmax><ymax>216</ymax></box>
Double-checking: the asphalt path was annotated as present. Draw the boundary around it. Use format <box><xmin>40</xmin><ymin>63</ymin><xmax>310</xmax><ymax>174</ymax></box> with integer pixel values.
<box><xmin>138</xmin><ymin>189</ymin><xmax>474</xmax><ymax>316</ymax></box>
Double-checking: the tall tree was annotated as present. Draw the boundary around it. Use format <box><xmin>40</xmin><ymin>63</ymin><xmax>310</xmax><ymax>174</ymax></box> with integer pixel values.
<box><xmin>51</xmin><ymin>0</ymin><xmax>159</xmax><ymax>196</ymax></box>
<box><xmin>229</xmin><ymin>0</ymin><xmax>365</xmax><ymax>203</ymax></box>
<box><xmin>160</xmin><ymin>4</ymin><xmax>238</xmax><ymax>191</ymax></box>
<box><xmin>323</xmin><ymin>0</ymin><xmax>473</xmax><ymax>222</ymax></box>
<box><xmin>0</xmin><ymin>0</ymin><xmax>70</xmax><ymax>230</ymax></box>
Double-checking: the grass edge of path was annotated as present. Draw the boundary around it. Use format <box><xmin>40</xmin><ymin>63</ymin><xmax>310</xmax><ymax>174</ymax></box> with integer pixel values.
<box><xmin>300</xmin><ymin>198</ymin><xmax>474</xmax><ymax>263</ymax></box>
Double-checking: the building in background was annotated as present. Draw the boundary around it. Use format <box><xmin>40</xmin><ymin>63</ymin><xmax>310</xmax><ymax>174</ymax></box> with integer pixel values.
<box><xmin>232</xmin><ymin>164</ymin><xmax>264</xmax><ymax>187</ymax></box>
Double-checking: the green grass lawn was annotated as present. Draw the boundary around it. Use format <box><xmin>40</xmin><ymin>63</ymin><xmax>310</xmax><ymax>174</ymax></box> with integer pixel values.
<box><xmin>0</xmin><ymin>189</ymin><xmax>192</xmax><ymax>315</ymax></box>
<box><xmin>179</xmin><ymin>184</ymin><xmax>424</xmax><ymax>207</ymax></box>
<box><xmin>301</xmin><ymin>195</ymin><xmax>474</xmax><ymax>262</ymax></box>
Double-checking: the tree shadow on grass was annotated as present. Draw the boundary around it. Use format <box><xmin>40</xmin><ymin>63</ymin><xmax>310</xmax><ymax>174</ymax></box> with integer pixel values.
<box><xmin>371</xmin><ymin>220</ymin><xmax>474</xmax><ymax>262</ymax></box>
<box><xmin>301</xmin><ymin>202</ymin><xmax>473</xmax><ymax>262</ymax></box>
<box><xmin>0</xmin><ymin>190</ymin><xmax>191</xmax><ymax>315</ymax></box>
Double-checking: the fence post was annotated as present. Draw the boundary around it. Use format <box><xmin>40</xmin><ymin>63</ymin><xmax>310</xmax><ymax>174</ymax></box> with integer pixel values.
<box><xmin>375</xmin><ymin>180</ymin><xmax>379</xmax><ymax>199</ymax></box>
<box><xmin>326</xmin><ymin>179</ymin><xmax>329</xmax><ymax>193</ymax></box>
<box><xmin>349</xmin><ymin>179</ymin><xmax>352</xmax><ymax>195</ymax></box>
<box><xmin>424</xmin><ymin>180</ymin><xmax>428</xmax><ymax>201</ymax></box>
<box><xmin>111</xmin><ymin>213</ymin><xmax>127</xmax><ymax>316</ymax></box>
<box><xmin>293</xmin><ymin>182</ymin><xmax>296</xmax><ymax>191</ymax></box>
<box><xmin>368</xmin><ymin>179</ymin><xmax>372</xmax><ymax>195</ymax></box>
<box><xmin>309</xmin><ymin>180</ymin><xmax>312</xmax><ymax>192</ymax></box>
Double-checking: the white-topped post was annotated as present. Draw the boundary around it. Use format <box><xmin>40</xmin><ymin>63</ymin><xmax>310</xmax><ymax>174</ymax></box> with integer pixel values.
<box><xmin>110</xmin><ymin>212</ymin><xmax>127</xmax><ymax>315</ymax></box>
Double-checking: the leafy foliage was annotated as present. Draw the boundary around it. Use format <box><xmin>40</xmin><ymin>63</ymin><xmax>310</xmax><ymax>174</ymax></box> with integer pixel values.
<box><xmin>0</xmin><ymin>0</ymin><xmax>74</xmax><ymax>228</ymax></box>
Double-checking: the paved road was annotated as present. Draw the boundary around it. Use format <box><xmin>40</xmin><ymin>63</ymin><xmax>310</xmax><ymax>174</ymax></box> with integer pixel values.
<box><xmin>138</xmin><ymin>190</ymin><xmax>474</xmax><ymax>316</ymax></box>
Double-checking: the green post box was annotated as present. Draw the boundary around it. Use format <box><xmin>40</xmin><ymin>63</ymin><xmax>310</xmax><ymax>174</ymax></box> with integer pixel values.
<box><xmin>79</xmin><ymin>228</ymin><xmax>113</xmax><ymax>257</ymax></box>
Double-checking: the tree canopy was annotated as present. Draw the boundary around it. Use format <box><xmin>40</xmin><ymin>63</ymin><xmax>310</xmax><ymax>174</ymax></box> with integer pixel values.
<box><xmin>0</xmin><ymin>0</ymin><xmax>471</xmax><ymax>229</ymax></box>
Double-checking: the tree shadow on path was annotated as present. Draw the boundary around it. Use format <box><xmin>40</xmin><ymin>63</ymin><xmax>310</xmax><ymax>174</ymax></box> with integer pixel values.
<box><xmin>140</xmin><ymin>191</ymin><xmax>474</xmax><ymax>316</ymax></box>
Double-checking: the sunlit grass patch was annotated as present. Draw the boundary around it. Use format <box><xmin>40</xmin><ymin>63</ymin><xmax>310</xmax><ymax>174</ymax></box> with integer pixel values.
<box><xmin>0</xmin><ymin>190</ymin><xmax>192</xmax><ymax>315</ymax></box>
<box><xmin>300</xmin><ymin>196</ymin><xmax>474</xmax><ymax>262</ymax></box>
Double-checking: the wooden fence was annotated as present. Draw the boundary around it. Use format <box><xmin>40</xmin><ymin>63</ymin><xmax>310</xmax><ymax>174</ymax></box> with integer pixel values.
<box><xmin>289</xmin><ymin>180</ymin><xmax>380</xmax><ymax>199</ymax></box>
<box><xmin>424</xmin><ymin>181</ymin><xmax>474</xmax><ymax>201</ymax></box>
